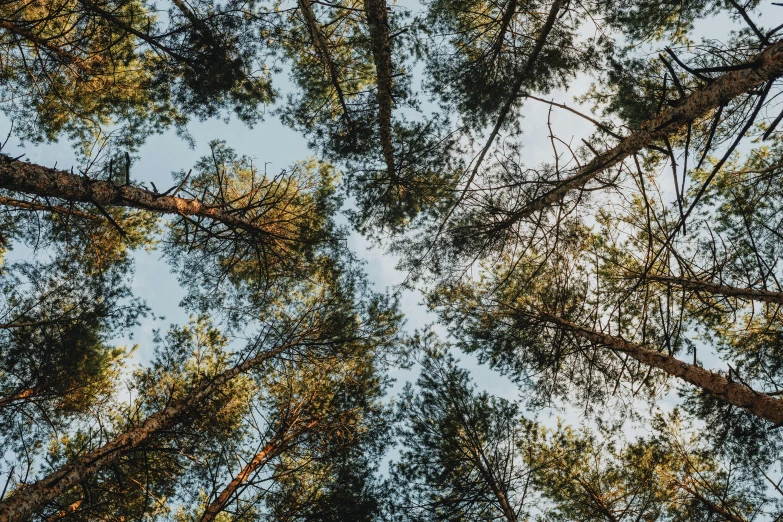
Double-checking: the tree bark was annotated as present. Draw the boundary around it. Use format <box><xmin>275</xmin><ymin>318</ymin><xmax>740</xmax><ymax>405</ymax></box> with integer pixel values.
<box><xmin>498</xmin><ymin>40</ymin><xmax>783</xmax><ymax>226</ymax></box>
<box><xmin>539</xmin><ymin>312</ymin><xmax>783</xmax><ymax>425</ymax></box>
<box><xmin>0</xmin><ymin>387</ymin><xmax>43</xmax><ymax>409</ymax></box>
<box><xmin>199</xmin><ymin>435</ymin><xmax>285</xmax><ymax>522</ymax></box>
<box><xmin>0</xmin><ymin>343</ymin><xmax>293</xmax><ymax>522</ymax></box>
<box><xmin>0</xmin><ymin>155</ymin><xmax>279</xmax><ymax>237</ymax></box>
<box><xmin>364</xmin><ymin>0</ymin><xmax>396</xmax><ymax>178</ymax></box>
<box><xmin>643</xmin><ymin>274</ymin><xmax>783</xmax><ymax>305</ymax></box>
<box><xmin>199</xmin><ymin>418</ymin><xmax>317</xmax><ymax>522</ymax></box>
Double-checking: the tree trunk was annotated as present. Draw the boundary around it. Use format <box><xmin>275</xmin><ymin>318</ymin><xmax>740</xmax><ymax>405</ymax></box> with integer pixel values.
<box><xmin>298</xmin><ymin>0</ymin><xmax>352</xmax><ymax>122</ymax></box>
<box><xmin>468</xmin><ymin>0</ymin><xmax>563</xmax><ymax>183</ymax></box>
<box><xmin>0</xmin><ymin>387</ymin><xmax>43</xmax><ymax>409</ymax></box>
<box><xmin>199</xmin><ymin>418</ymin><xmax>317</xmax><ymax>522</ymax></box>
<box><xmin>364</xmin><ymin>0</ymin><xmax>396</xmax><ymax>179</ymax></box>
<box><xmin>0</xmin><ymin>343</ymin><xmax>292</xmax><ymax>522</ymax></box>
<box><xmin>643</xmin><ymin>274</ymin><xmax>783</xmax><ymax>305</ymax></box>
<box><xmin>0</xmin><ymin>155</ymin><xmax>277</xmax><ymax>237</ymax></box>
<box><xmin>499</xmin><ymin>40</ymin><xmax>783</xmax><ymax>225</ymax></box>
<box><xmin>539</xmin><ymin>312</ymin><xmax>783</xmax><ymax>425</ymax></box>
<box><xmin>199</xmin><ymin>436</ymin><xmax>285</xmax><ymax>522</ymax></box>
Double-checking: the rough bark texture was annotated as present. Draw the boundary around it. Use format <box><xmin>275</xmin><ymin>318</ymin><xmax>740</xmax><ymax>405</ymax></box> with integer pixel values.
<box><xmin>364</xmin><ymin>0</ymin><xmax>396</xmax><ymax>178</ymax></box>
<box><xmin>0</xmin><ymin>155</ymin><xmax>272</xmax><ymax>235</ymax></box>
<box><xmin>502</xmin><ymin>40</ymin><xmax>783</xmax><ymax>225</ymax></box>
<box><xmin>645</xmin><ymin>274</ymin><xmax>783</xmax><ymax>305</ymax></box>
<box><xmin>540</xmin><ymin>313</ymin><xmax>783</xmax><ymax>425</ymax></box>
<box><xmin>298</xmin><ymin>0</ymin><xmax>352</xmax><ymax>121</ymax></box>
<box><xmin>0</xmin><ymin>344</ymin><xmax>290</xmax><ymax>522</ymax></box>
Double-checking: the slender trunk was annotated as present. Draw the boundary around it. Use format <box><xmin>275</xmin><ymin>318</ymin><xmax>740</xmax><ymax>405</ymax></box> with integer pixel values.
<box><xmin>468</xmin><ymin>0</ymin><xmax>563</xmax><ymax>183</ymax></box>
<box><xmin>643</xmin><ymin>274</ymin><xmax>783</xmax><ymax>305</ymax></box>
<box><xmin>672</xmin><ymin>477</ymin><xmax>746</xmax><ymax>522</ymax></box>
<box><xmin>474</xmin><ymin>456</ymin><xmax>518</xmax><ymax>522</ymax></box>
<box><xmin>450</xmin><ymin>392</ymin><xmax>518</xmax><ymax>522</ymax></box>
<box><xmin>364</xmin><ymin>0</ymin><xmax>396</xmax><ymax>178</ymax></box>
<box><xmin>539</xmin><ymin>312</ymin><xmax>783</xmax><ymax>425</ymax></box>
<box><xmin>199</xmin><ymin>437</ymin><xmax>284</xmax><ymax>522</ymax></box>
<box><xmin>298</xmin><ymin>0</ymin><xmax>352</xmax><ymax>122</ymax></box>
<box><xmin>574</xmin><ymin>476</ymin><xmax>619</xmax><ymax>522</ymax></box>
<box><xmin>199</xmin><ymin>419</ymin><xmax>317</xmax><ymax>522</ymax></box>
<box><xmin>0</xmin><ymin>343</ymin><xmax>292</xmax><ymax>522</ymax></box>
<box><xmin>487</xmin><ymin>0</ymin><xmax>518</xmax><ymax>67</ymax></box>
<box><xmin>0</xmin><ymin>195</ymin><xmax>100</xmax><ymax>221</ymax></box>
<box><xmin>495</xmin><ymin>41</ymin><xmax>783</xmax><ymax>227</ymax></box>
<box><xmin>0</xmin><ymin>155</ymin><xmax>275</xmax><ymax>236</ymax></box>
<box><xmin>0</xmin><ymin>387</ymin><xmax>43</xmax><ymax>409</ymax></box>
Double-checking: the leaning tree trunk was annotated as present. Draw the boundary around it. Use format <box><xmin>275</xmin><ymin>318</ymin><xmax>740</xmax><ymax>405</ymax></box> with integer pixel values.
<box><xmin>468</xmin><ymin>0</ymin><xmax>564</xmax><ymax>182</ymax></box>
<box><xmin>500</xmin><ymin>40</ymin><xmax>783</xmax><ymax>225</ymax></box>
<box><xmin>643</xmin><ymin>274</ymin><xmax>783</xmax><ymax>305</ymax></box>
<box><xmin>364</xmin><ymin>0</ymin><xmax>396</xmax><ymax>179</ymax></box>
<box><xmin>298</xmin><ymin>0</ymin><xmax>352</xmax><ymax>122</ymax></box>
<box><xmin>0</xmin><ymin>343</ymin><xmax>293</xmax><ymax>522</ymax></box>
<box><xmin>539</xmin><ymin>312</ymin><xmax>783</xmax><ymax>425</ymax></box>
<box><xmin>199</xmin><ymin>418</ymin><xmax>318</xmax><ymax>522</ymax></box>
<box><xmin>0</xmin><ymin>155</ymin><xmax>277</xmax><ymax>236</ymax></box>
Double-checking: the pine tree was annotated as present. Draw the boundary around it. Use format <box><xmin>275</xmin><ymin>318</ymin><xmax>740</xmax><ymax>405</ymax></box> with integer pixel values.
<box><xmin>391</xmin><ymin>342</ymin><xmax>532</xmax><ymax>522</ymax></box>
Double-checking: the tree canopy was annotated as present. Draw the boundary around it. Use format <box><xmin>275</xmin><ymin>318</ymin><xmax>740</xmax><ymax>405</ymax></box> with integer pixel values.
<box><xmin>2</xmin><ymin>0</ymin><xmax>783</xmax><ymax>520</ymax></box>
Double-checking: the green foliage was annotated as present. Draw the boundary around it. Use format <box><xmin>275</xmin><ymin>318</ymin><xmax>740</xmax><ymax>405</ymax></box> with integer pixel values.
<box><xmin>391</xmin><ymin>342</ymin><xmax>531</xmax><ymax>521</ymax></box>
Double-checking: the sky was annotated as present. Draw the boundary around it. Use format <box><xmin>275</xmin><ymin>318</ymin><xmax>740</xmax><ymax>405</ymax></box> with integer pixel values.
<box><xmin>2</xmin><ymin>1</ymin><xmax>780</xmax><ymax>439</ymax></box>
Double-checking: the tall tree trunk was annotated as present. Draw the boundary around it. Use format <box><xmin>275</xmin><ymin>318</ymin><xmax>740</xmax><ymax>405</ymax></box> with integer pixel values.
<box><xmin>668</xmin><ymin>476</ymin><xmax>746</xmax><ymax>522</ymax></box>
<box><xmin>449</xmin><ymin>388</ymin><xmax>518</xmax><ymax>522</ymax></box>
<box><xmin>574</xmin><ymin>476</ymin><xmax>620</xmax><ymax>522</ymax></box>
<box><xmin>364</xmin><ymin>0</ymin><xmax>396</xmax><ymax>179</ymax></box>
<box><xmin>0</xmin><ymin>343</ymin><xmax>294</xmax><ymax>522</ymax></box>
<box><xmin>497</xmin><ymin>40</ymin><xmax>783</xmax><ymax>226</ymax></box>
<box><xmin>467</xmin><ymin>0</ymin><xmax>564</xmax><ymax>184</ymax></box>
<box><xmin>643</xmin><ymin>274</ymin><xmax>783</xmax><ymax>305</ymax></box>
<box><xmin>199</xmin><ymin>419</ymin><xmax>317</xmax><ymax>522</ymax></box>
<box><xmin>0</xmin><ymin>155</ymin><xmax>278</xmax><ymax>237</ymax></box>
<box><xmin>199</xmin><ymin>435</ymin><xmax>285</xmax><ymax>522</ymax></box>
<box><xmin>473</xmin><ymin>452</ymin><xmax>518</xmax><ymax>522</ymax></box>
<box><xmin>298</xmin><ymin>0</ymin><xmax>352</xmax><ymax>122</ymax></box>
<box><xmin>538</xmin><ymin>312</ymin><xmax>783</xmax><ymax>425</ymax></box>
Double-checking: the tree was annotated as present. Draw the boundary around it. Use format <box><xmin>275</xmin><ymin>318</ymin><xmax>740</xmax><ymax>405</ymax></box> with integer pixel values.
<box><xmin>3</xmin><ymin>0</ymin><xmax>783</xmax><ymax>520</ymax></box>
<box><xmin>391</xmin><ymin>341</ymin><xmax>532</xmax><ymax>522</ymax></box>
<box><xmin>529</xmin><ymin>411</ymin><xmax>769</xmax><ymax>521</ymax></box>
